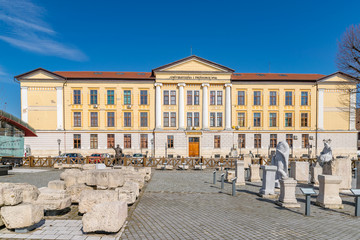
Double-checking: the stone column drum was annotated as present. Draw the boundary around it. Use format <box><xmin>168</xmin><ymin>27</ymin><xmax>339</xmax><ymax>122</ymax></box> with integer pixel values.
<box><xmin>259</xmin><ymin>165</ymin><xmax>277</xmax><ymax>198</ymax></box>
<box><xmin>250</xmin><ymin>164</ymin><xmax>261</xmax><ymax>182</ymax></box>
<box><xmin>277</xmin><ymin>178</ymin><xmax>300</xmax><ymax>208</ymax></box>
<box><xmin>316</xmin><ymin>175</ymin><xmax>343</xmax><ymax>209</ymax></box>
<box><xmin>290</xmin><ymin>161</ymin><xmax>309</xmax><ymax>183</ymax></box>
<box><xmin>235</xmin><ymin>160</ymin><xmax>245</xmax><ymax>186</ymax></box>
<box><xmin>322</xmin><ymin>157</ymin><xmax>351</xmax><ymax>190</ymax></box>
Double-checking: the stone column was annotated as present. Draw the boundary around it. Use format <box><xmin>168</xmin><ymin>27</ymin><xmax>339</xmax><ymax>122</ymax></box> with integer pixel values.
<box><xmin>318</xmin><ymin>88</ymin><xmax>325</xmax><ymax>130</ymax></box>
<box><xmin>259</xmin><ymin>165</ymin><xmax>277</xmax><ymax>198</ymax></box>
<box><xmin>310</xmin><ymin>163</ymin><xmax>323</xmax><ymax>186</ymax></box>
<box><xmin>225</xmin><ymin>83</ymin><xmax>232</xmax><ymax>130</ymax></box>
<box><xmin>350</xmin><ymin>90</ymin><xmax>356</xmax><ymax>130</ymax></box>
<box><xmin>316</xmin><ymin>175</ymin><xmax>343</xmax><ymax>209</ymax></box>
<box><xmin>250</xmin><ymin>164</ymin><xmax>261</xmax><ymax>182</ymax></box>
<box><xmin>178</xmin><ymin>83</ymin><xmax>186</xmax><ymax>130</ymax></box>
<box><xmin>201</xmin><ymin>83</ymin><xmax>210</xmax><ymax>130</ymax></box>
<box><xmin>235</xmin><ymin>160</ymin><xmax>245</xmax><ymax>186</ymax></box>
<box><xmin>322</xmin><ymin>157</ymin><xmax>351</xmax><ymax>190</ymax></box>
<box><xmin>21</xmin><ymin>86</ymin><xmax>28</xmax><ymax>123</ymax></box>
<box><xmin>154</xmin><ymin>83</ymin><xmax>162</xmax><ymax>129</ymax></box>
<box><xmin>277</xmin><ymin>178</ymin><xmax>300</xmax><ymax>208</ymax></box>
<box><xmin>289</xmin><ymin>161</ymin><xmax>309</xmax><ymax>183</ymax></box>
<box><xmin>56</xmin><ymin>86</ymin><xmax>63</xmax><ymax>130</ymax></box>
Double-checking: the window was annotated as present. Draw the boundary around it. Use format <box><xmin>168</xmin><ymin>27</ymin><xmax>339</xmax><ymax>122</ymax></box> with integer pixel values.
<box><xmin>286</xmin><ymin>134</ymin><xmax>293</xmax><ymax>148</ymax></box>
<box><xmin>194</xmin><ymin>91</ymin><xmax>200</xmax><ymax>105</ymax></box>
<box><xmin>107</xmin><ymin>134</ymin><xmax>115</xmax><ymax>148</ymax></box>
<box><xmin>194</xmin><ymin>112</ymin><xmax>199</xmax><ymax>127</ymax></box>
<box><xmin>302</xmin><ymin>134</ymin><xmax>309</xmax><ymax>148</ymax></box>
<box><xmin>167</xmin><ymin>135</ymin><xmax>174</xmax><ymax>148</ymax></box>
<box><xmin>254</xmin><ymin>134</ymin><xmax>261</xmax><ymax>148</ymax></box>
<box><xmin>269</xmin><ymin>113</ymin><xmax>277</xmax><ymax>127</ymax></box>
<box><xmin>270</xmin><ymin>134</ymin><xmax>277</xmax><ymax>148</ymax></box>
<box><xmin>74</xmin><ymin>112</ymin><xmax>81</xmax><ymax>127</ymax></box>
<box><xmin>301</xmin><ymin>91</ymin><xmax>309</xmax><ymax>106</ymax></box>
<box><xmin>217</xmin><ymin>91</ymin><xmax>223</xmax><ymax>105</ymax></box>
<box><xmin>170</xmin><ymin>112</ymin><xmax>176</xmax><ymax>127</ymax></box>
<box><xmin>269</xmin><ymin>91</ymin><xmax>277</xmax><ymax>105</ymax></box>
<box><xmin>107</xmin><ymin>112</ymin><xmax>115</xmax><ymax>127</ymax></box>
<box><xmin>73</xmin><ymin>134</ymin><xmax>81</xmax><ymax>149</ymax></box>
<box><xmin>163</xmin><ymin>90</ymin><xmax>169</xmax><ymax>105</ymax></box>
<box><xmin>140</xmin><ymin>134</ymin><xmax>148</xmax><ymax>148</ymax></box>
<box><xmin>285</xmin><ymin>91</ymin><xmax>293</xmax><ymax>105</ymax></box>
<box><xmin>170</xmin><ymin>90</ymin><xmax>176</xmax><ymax>105</ymax></box>
<box><xmin>285</xmin><ymin>113</ymin><xmax>293</xmax><ymax>127</ymax></box>
<box><xmin>217</xmin><ymin>112</ymin><xmax>223</xmax><ymax>127</ymax></box>
<box><xmin>210</xmin><ymin>112</ymin><xmax>216</xmax><ymax>127</ymax></box>
<box><xmin>187</xmin><ymin>112</ymin><xmax>192</xmax><ymax>127</ymax></box>
<box><xmin>210</xmin><ymin>91</ymin><xmax>216</xmax><ymax>105</ymax></box>
<box><xmin>238</xmin><ymin>91</ymin><xmax>245</xmax><ymax>105</ymax></box>
<box><xmin>237</xmin><ymin>112</ymin><xmax>245</xmax><ymax>127</ymax></box>
<box><xmin>214</xmin><ymin>135</ymin><xmax>221</xmax><ymax>148</ymax></box>
<box><xmin>124</xmin><ymin>134</ymin><xmax>131</xmax><ymax>148</ymax></box>
<box><xmin>124</xmin><ymin>112</ymin><xmax>131</xmax><ymax>127</ymax></box>
<box><xmin>301</xmin><ymin>113</ymin><xmax>309</xmax><ymax>127</ymax></box>
<box><xmin>253</xmin><ymin>112</ymin><xmax>261</xmax><ymax>127</ymax></box>
<box><xmin>90</xmin><ymin>90</ymin><xmax>98</xmax><ymax>105</ymax></box>
<box><xmin>73</xmin><ymin>90</ymin><xmax>81</xmax><ymax>104</ymax></box>
<box><xmin>90</xmin><ymin>112</ymin><xmax>98</xmax><ymax>127</ymax></box>
<box><xmin>90</xmin><ymin>134</ymin><xmax>98</xmax><ymax>149</ymax></box>
<box><xmin>140</xmin><ymin>112</ymin><xmax>148</xmax><ymax>127</ymax></box>
<box><xmin>124</xmin><ymin>90</ymin><xmax>131</xmax><ymax>105</ymax></box>
<box><xmin>238</xmin><ymin>134</ymin><xmax>245</xmax><ymax>148</ymax></box>
<box><xmin>140</xmin><ymin>90</ymin><xmax>148</xmax><ymax>105</ymax></box>
<box><xmin>187</xmin><ymin>112</ymin><xmax>200</xmax><ymax>127</ymax></box>
<box><xmin>164</xmin><ymin>112</ymin><xmax>176</xmax><ymax>127</ymax></box>
<box><xmin>254</xmin><ymin>91</ymin><xmax>261</xmax><ymax>105</ymax></box>
<box><xmin>107</xmin><ymin>90</ymin><xmax>114</xmax><ymax>105</ymax></box>
<box><xmin>187</xmin><ymin>91</ymin><xmax>193</xmax><ymax>105</ymax></box>
<box><xmin>163</xmin><ymin>112</ymin><xmax>169</xmax><ymax>127</ymax></box>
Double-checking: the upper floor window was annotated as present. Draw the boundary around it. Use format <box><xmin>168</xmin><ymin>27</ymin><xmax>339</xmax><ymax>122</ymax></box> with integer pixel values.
<box><xmin>301</xmin><ymin>112</ymin><xmax>309</xmax><ymax>127</ymax></box>
<box><xmin>285</xmin><ymin>113</ymin><xmax>293</xmax><ymax>127</ymax></box>
<box><xmin>285</xmin><ymin>91</ymin><xmax>293</xmax><ymax>106</ymax></box>
<box><xmin>210</xmin><ymin>112</ymin><xmax>222</xmax><ymax>127</ymax></box>
<box><xmin>107</xmin><ymin>112</ymin><xmax>115</xmax><ymax>127</ymax></box>
<box><xmin>73</xmin><ymin>90</ymin><xmax>81</xmax><ymax>104</ymax></box>
<box><xmin>170</xmin><ymin>112</ymin><xmax>176</xmax><ymax>127</ymax></box>
<box><xmin>269</xmin><ymin>91</ymin><xmax>277</xmax><ymax>105</ymax></box>
<box><xmin>194</xmin><ymin>91</ymin><xmax>200</xmax><ymax>105</ymax></box>
<box><xmin>90</xmin><ymin>112</ymin><xmax>98</xmax><ymax>127</ymax></box>
<box><xmin>124</xmin><ymin>90</ymin><xmax>131</xmax><ymax>105</ymax></box>
<box><xmin>269</xmin><ymin>112</ymin><xmax>277</xmax><ymax>127</ymax></box>
<box><xmin>107</xmin><ymin>90</ymin><xmax>114</xmax><ymax>105</ymax></box>
<box><xmin>217</xmin><ymin>91</ymin><xmax>223</xmax><ymax>105</ymax></box>
<box><xmin>253</xmin><ymin>112</ymin><xmax>261</xmax><ymax>127</ymax></box>
<box><xmin>301</xmin><ymin>91</ymin><xmax>309</xmax><ymax>106</ymax></box>
<box><xmin>164</xmin><ymin>90</ymin><xmax>169</xmax><ymax>105</ymax></box>
<box><xmin>187</xmin><ymin>91</ymin><xmax>193</xmax><ymax>105</ymax></box>
<box><xmin>187</xmin><ymin>112</ymin><xmax>200</xmax><ymax>127</ymax></box>
<box><xmin>140</xmin><ymin>90</ymin><xmax>148</xmax><ymax>105</ymax></box>
<box><xmin>254</xmin><ymin>91</ymin><xmax>261</xmax><ymax>105</ymax></box>
<box><xmin>90</xmin><ymin>90</ymin><xmax>98</xmax><ymax>105</ymax></box>
<box><xmin>210</xmin><ymin>91</ymin><xmax>216</xmax><ymax>105</ymax></box>
<box><xmin>74</xmin><ymin>112</ymin><xmax>81</xmax><ymax>127</ymax></box>
<box><xmin>170</xmin><ymin>90</ymin><xmax>176</xmax><ymax>105</ymax></box>
<box><xmin>140</xmin><ymin>112</ymin><xmax>148</xmax><ymax>127</ymax></box>
<box><xmin>238</xmin><ymin>91</ymin><xmax>245</xmax><ymax>105</ymax></box>
<box><xmin>124</xmin><ymin>112</ymin><xmax>131</xmax><ymax>127</ymax></box>
<box><xmin>163</xmin><ymin>112</ymin><xmax>176</xmax><ymax>127</ymax></box>
<box><xmin>237</xmin><ymin>112</ymin><xmax>245</xmax><ymax>127</ymax></box>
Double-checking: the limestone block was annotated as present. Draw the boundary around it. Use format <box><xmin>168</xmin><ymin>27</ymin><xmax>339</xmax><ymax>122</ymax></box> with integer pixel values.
<box><xmin>53</xmin><ymin>163</ymin><xmax>62</xmax><ymax>169</ymax></box>
<box><xmin>13</xmin><ymin>183</ymin><xmax>39</xmax><ymax>203</ymax></box>
<box><xmin>250</xmin><ymin>164</ymin><xmax>261</xmax><ymax>182</ymax></box>
<box><xmin>124</xmin><ymin>174</ymin><xmax>145</xmax><ymax>189</ymax></box>
<box><xmin>60</xmin><ymin>169</ymin><xmax>82</xmax><ymax>180</ymax></box>
<box><xmin>0</xmin><ymin>214</ymin><xmax>3</xmax><ymax>227</ymax></box>
<box><xmin>82</xmin><ymin>201</ymin><xmax>127</xmax><ymax>233</ymax></box>
<box><xmin>85</xmin><ymin>170</ymin><xmax>125</xmax><ymax>189</ymax></box>
<box><xmin>36</xmin><ymin>188</ymin><xmax>71</xmax><ymax>211</ymax></box>
<box><xmin>226</xmin><ymin>170</ymin><xmax>235</xmax><ymax>182</ymax></box>
<box><xmin>165</xmin><ymin>165</ymin><xmax>174</xmax><ymax>170</ymax></box>
<box><xmin>235</xmin><ymin>160</ymin><xmax>245</xmax><ymax>186</ymax></box>
<box><xmin>122</xmin><ymin>166</ymin><xmax>135</xmax><ymax>172</ymax></box>
<box><xmin>290</xmin><ymin>161</ymin><xmax>309</xmax><ymax>183</ymax></box>
<box><xmin>143</xmin><ymin>167</ymin><xmax>151</xmax><ymax>175</ymax></box>
<box><xmin>64</xmin><ymin>172</ymin><xmax>86</xmax><ymax>188</ymax></box>
<box><xmin>3</xmin><ymin>188</ymin><xmax>23</xmax><ymax>206</ymax></box>
<box><xmin>194</xmin><ymin>165</ymin><xmax>206</xmax><ymax>170</ymax></box>
<box><xmin>96</xmin><ymin>164</ymin><xmax>106</xmax><ymax>169</ymax></box>
<box><xmin>156</xmin><ymin>165</ymin><xmax>164</xmax><ymax>170</ymax></box>
<box><xmin>66</xmin><ymin>184</ymin><xmax>93</xmax><ymax>203</ymax></box>
<box><xmin>1</xmin><ymin>203</ymin><xmax>44</xmax><ymax>229</ymax></box>
<box><xmin>259</xmin><ymin>165</ymin><xmax>277</xmax><ymax>197</ymax></box>
<box><xmin>48</xmin><ymin>180</ymin><xmax>66</xmax><ymax>190</ymax></box>
<box><xmin>79</xmin><ymin>190</ymin><xmax>119</xmax><ymax>214</ymax></box>
<box><xmin>323</xmin><ymin>157</ymin><xmax>351</xmax><ymax>190</ymax></box>
<box><xmin>311</xmin><ymin>163</ymin><xmax>323</xmax><ymax>186</ymax></box>
<box><xmin>115</xmin><ymin>188</ymin><xmax>136</xmax><ymax>205</ymax></box>
<box><xmin>277</xmin><ymin>178</ymin><xmax>300</xmax><ymax>208</ymax></box>
<box><xmin>82</xmin><ymin>164</ymin><xmax>96</xmax><ymax>170</ymax></box>
<box><xmin>124</xmin><ymin>181</ymin><xmax>140</xmax><ymax>198</ymax></box>
<box><xmin>316</xmin><ymin>175</ymin><xmax>343</xmax><ymax>209</ymax></box>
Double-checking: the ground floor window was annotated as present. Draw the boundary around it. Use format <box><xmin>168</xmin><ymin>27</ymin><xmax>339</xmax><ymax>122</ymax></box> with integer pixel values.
<box><xmin>167</xmin><ymin>135</ymin><xmax>174</xmax><ymax>148</ymax></box>
<box><xmin>302</xmin><ymin>134</ymin><xmax>309</xmax><ymax>148</ymax></box>
<box><xmin>140</xmin><ymin>134</ymin><xmax>148</xmax><ymax>148</ymax></box>
<box><xmin>107</xmin><ymin>134</ymin><xmax>115</xmax><ymax>148</ymax></box>
<box><xmin>254</xmin><ymin>134</ymin><xmax>261</xmax><ymax>148</ymax></box>
<box><xmin>90</xmin><ymin>134</ymin><xmax>98</xmax><ymax>149</ymax></box>
<box><xmin>73</xmin><ymin>134</ymin><xmax>81</xmax><ymax>149</ymax></box>
<box><xmin>124</xmin><ymin>134</ymin><xmax>131</xmax><ymax>148</ymax></box>
<box><xmin>286</xmin><ymin>134</ymin><xmax>293</xmax><ymax>148</ymax></box>
<box><xmin>270</xmin><ymin>134</ymin><xmax>277</xmax><ymax>148</ymax></box>
<box><xmin>214</xmin><ymin>135</ymin><xmax>221</xmax><ymax>148</ymax></box>
<box><xmin>238</xmin><ymin>134</ymin><xmax>245</xmax><ymax>148</ymax></box>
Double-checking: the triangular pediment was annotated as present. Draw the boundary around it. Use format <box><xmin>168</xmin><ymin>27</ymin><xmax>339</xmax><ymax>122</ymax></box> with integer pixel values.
<box><xmin>15</xmin><ymin>68</ymin><xmax>65</xmax><ymax>81</ymax></box>
<box><xmin>317</xmin><ymin>72</ymin><xmax>359</xmax><ymax>84</ymax></box>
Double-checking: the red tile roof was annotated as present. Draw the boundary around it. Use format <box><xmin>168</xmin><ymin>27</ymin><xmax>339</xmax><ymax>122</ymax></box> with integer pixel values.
<box><xmin>231</xmin><ymin>73</ymin><xmax>325</xmax><ymax>81</ymax></box>
<box><xmin>54</xmin><ymin>71</ymin><xmax>153</xmax><ymax>80</ymax></box>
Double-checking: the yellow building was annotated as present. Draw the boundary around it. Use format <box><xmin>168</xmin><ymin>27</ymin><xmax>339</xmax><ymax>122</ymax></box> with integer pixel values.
<box><xmin>15</xmin><ymin>56</ymin><xmax>358</xmax><ymax>157</ymax></box>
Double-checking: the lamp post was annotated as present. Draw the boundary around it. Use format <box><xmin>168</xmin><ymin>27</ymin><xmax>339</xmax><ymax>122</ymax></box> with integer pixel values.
<box><xmin>165</xmin><ymin>143</ymin><xmax>168</xmax><ymax>158</ymax></box>
<box><xmin>57</xmin><ymin>139</ymin><xmax>61</xmax><ymax>156</ymax></box>
<box><xmin>151</xmin><ymin>139</ymin><xmax>154</xmax><ymax>158</ymax></box>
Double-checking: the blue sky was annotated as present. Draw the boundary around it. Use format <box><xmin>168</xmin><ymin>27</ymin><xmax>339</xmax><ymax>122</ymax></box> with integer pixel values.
<box><xmin>0</xmin><ymin>0</ymin><xmax>359</xmax><ymax>118</ymax></box>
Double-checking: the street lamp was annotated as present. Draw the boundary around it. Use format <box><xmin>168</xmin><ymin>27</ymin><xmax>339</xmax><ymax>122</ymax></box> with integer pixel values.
<box><xmin>57</xmin><ymin>139</ymin><xmax>61</xmax><ymax>156</ymax></box>
<box><xmin>150</xmin><ymin>139</ymin><xmax>154</xmax><ymax>158</ymax></box>
<box><xmin>165</xmin><ymin>142</ymin><xmax>168</xmax><ymax>158</ymax></box>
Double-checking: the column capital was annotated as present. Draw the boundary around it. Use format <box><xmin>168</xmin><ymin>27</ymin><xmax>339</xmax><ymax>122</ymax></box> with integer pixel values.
<box><xmin>201</xmin><ymin>83</ymin><xmax>210</xmax><ymax>87</ymax></box>
<box><xmin>178</xmin><ymin>83</ymin><xmax>186</xmax><ymax>87</ymax></box>
<box><xmin>55</xmin><ymin>86</ymin><xmax>63</xmax><ymax>90</ymax></box>
<box><xmin>225</xmin><ymin>83</ymin><xmax>232</xmax><ymax>88</ymax></box>
<box><xmin>20</xmin><ymin>86</ymin><xmax>28</xmax><ymax>89</ymax></box>
<box><xmin>154</xmin><ymin>83</ymin><xmax>163</xmax><ymax>87</ymax></box>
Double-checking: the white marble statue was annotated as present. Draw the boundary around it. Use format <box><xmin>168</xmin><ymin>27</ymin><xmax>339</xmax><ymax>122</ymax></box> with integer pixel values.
<box><xmin>272</xmin><ymin>141</ymin><xmax>290</xmax><ymax>188</ymax></box>
<box><xmin>318</xmin><ymin>142</ymin><xmax>333</xmax><ymax>167</ymax></box>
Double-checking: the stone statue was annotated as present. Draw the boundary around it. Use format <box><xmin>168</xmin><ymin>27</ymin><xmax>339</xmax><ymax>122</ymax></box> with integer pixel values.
<box><xmin>112</xmin><ymin>144</ymin><xmax>122</xmax><ymax>165</ymax></box>
<box><xmin>272</xmin><ymin>141</ymin><xmax>290</xmax><ymax>188</ymax></box>
<box><xmin>230</xmin><ymin>145</ymin><xmax>238</xmax><ymax>158</ymax></box>
<box><xmin>318</xmin><ymin>141</ymin><xmax>333</xmax><ymax>167</ymax></box>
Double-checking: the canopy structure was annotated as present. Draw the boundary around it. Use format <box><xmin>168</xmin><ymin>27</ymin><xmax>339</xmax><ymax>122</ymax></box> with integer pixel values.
<box><xmin>0</xmin><ymin>110</ymin><xmax>37</xmax><ymax>137</ymax></box>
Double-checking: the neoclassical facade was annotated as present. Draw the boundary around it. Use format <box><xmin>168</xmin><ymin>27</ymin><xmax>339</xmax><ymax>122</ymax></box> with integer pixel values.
<box><xmin>16</xmin><ymin>56</ymin><xmax>358</xmax><ymax>157</ymax></box>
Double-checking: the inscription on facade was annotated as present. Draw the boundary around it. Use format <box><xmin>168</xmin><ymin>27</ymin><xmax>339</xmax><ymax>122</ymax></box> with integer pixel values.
<box><xmin>169</xmin><ymin>76</ymin><xmax>218</xmax><ymax>80</ymax></box>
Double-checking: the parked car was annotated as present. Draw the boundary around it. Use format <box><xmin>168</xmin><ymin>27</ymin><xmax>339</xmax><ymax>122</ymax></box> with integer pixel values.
<box><xmin>132</xmin><ymin>153</ymin><xmax>144</xmax><ymax>164</ymax></box>
<box><xmin>100</xmin><ymin>153</ymin><xmax>113</xmax><ymax>158</ymax></box>
<box><xmin>55</xmin><ymin>153</ymin><xmax>83</xmax><ymax>163</ymax></box>
<box><xmin>88</xmin><ymin>153</ymin><xmax>103</xmax><ymax>163</ymax></box>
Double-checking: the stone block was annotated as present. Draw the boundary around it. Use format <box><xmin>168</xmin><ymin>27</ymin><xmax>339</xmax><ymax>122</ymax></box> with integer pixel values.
<box><xmin>79</xmin><ymin>190</ymin><xmax>119</xmax><ymax>214</ymax></box>
<box><xmin>124</xmin><ymin>174</ymin><xmax>145</xmax><ymax>189</ymax></box>
<box><xmin>235</xmin><ymin>160</ymin><xmax>245</xmax><ymax>186</ymax></box>
<box><xmin>250</xmin><ymin>164</ymin><xmax>261</xmax><ymax>182</ymax></box>
<box><xmin>85</xmin><ymin>170</ymin><xmax>125</xmax><ymax>189</ymax></box>
<box><xmin>194</xmin><ymin>165</ymin><xmax>206</xmax><ymax>170</ymax></box>
<box><xmin>323</xmin><ymin>157</ymin><xmax>351</xmax><ymax>190</ymax></box>
<box><xmin>316</xmin><ymin>175</ymin><xmax>343</xmax><ymax>209</ymax></box>
<box><xmin>95</xmin><ymin>163</ymin><xmax>107</xmax><ymax>169</ymax></box>
<box><xmin>82</xmin><ymin>201</ymin><xmax>127</xmax><ymax>233</ymax></box>
<box><xmin>3</xmin><ymin>188</ymin><xmax>23</xmax><ymax>206</ymax></box>
<box><xmin>82</xmin><ymin>164</ymin><xmax>96</xmax><ymax>170</ymax></box>
<box><xmin>115</xmin><ymin>188</ymin><xmax>136</xmax><ymax>205</ymax></box>
<box><xmin>226</xmin><ymin>170</ymin><xmax>235</xmax><ymax>182</ymax></box>
<box><xmin>259</xmin><ymin>165</ymin><xmax>277</xmax><ymax>197</ymax></box>
<box><xmin>311</xmin><ymin>163</ymin><xmax>323</xmax><ymax>186</ymax></box>
<box><xmin>1</xmin><ymin>203</ymin><xmax>44</xmax><ymax>229</ymax></box>
<box><xmin>290</xmin><ymin>161</ymin><xmax>309</xmax><ymax>183</ymax></box>
<box><xmin>66</xmin><ymin>184</ymin><xmax>93</xmax><ymax>203</ymax></box>
<box><xmin>60</xmin><ymin>169</ymin><xmax>82</xmax><ymax>181</ymax></box>
<box><xmin>35</xmin><ymin>188</ymin><xmax>71</xmax><ymax>211</ymax></box>
<box><xmin>48</xmin><ymin>180</ymin><xmax>66</xmax><ymax>190</ymax></box>
<box><xmin>13</xmin><ymin>183</ymin><xmax>39</xmax><ymax>204</ymax></box>
<box><xmin>124</xmin><ymin>181</ymin><xmax>140</xmax><ymax>198</ymax></box>
<box><xmin>277</xmin><ymin>178</ymin><xmax>300</xmax><ymax>208</ymax></box>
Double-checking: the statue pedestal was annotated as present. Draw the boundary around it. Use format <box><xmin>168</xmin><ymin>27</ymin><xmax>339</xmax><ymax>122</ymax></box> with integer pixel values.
<box><xmin>235</xmin><ymin>160</ymin><xmax>245</xmax><ymax>186</ymax></box>
<box><xmin>277</xmin><ymin>178</ymin><xmax>300</xmax><ymax>208</ymax></box>
<box><xmin>226</xmin><ymin>170</ymin><xmax>235</xmax><ymax>182</ymax></box>
<box><xmin>259</xmin><ymin>165</ymin><xmax>277</xmax><ymax>198</ymax></box>
<box><xmin>250</xmin><ymin>164</ymin><xmax>261</xmax><ymax>182</ymax></box>
<box><xmin>311</xmin><ymin>163</ymin><xmax>323</xmax><ymax>186</ymax></box>
<box><xmin>316</xmin><ymin>175</ymin><xmax>343</xmax><ymax>209</ymax></box>
<box><xmin>290</xmin><ymin>161</ymin><xmax>309</xmax><ymax>183</ymax></box>
<box><xmin>323</xmin><ymin>157</ymin><xmax>351</xmax><ymax>190</ymax></box>
<box><xmin>243</xmin><ymin>155</ymin><xmax>252</xmax><ymax>168</ymax></box>
<box><xmin>356</xmin><ymin>162</ymin><xmax>360</xmax><ymax>189</ymax></box>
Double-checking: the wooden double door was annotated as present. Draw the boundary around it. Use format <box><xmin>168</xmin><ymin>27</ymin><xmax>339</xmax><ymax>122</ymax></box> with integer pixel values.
<box><xmin>188</xmin><ymin>137</ymin><xmax>200</xmax><ymax>157</ymax></box>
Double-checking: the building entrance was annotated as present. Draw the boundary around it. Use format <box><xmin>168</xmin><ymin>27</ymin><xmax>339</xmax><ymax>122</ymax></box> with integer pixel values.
<box><xmin>188</xmin><ymin>137</ymin><xmax>200</xmax><ymax>157</ymax></box>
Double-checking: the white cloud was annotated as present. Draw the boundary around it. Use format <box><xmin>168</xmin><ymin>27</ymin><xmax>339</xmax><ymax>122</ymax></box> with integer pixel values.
<box><xmin>0</xmin><ymin>0</ymin><xmax>87</xmax><ymax>61</ymax></box>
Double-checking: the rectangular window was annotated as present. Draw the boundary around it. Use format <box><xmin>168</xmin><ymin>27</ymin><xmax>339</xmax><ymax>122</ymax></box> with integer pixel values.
<box><xmin>170</xmin><ymin>90</ymin><xmax>176</xmax><ymax>105</ymax></box>
<box><xmin>214</xmin><ymin>135</ymin><xmax>221</xmax><ymax>148</ymax></box>
<box><xmin>74</xmin><ymin>112</ymin><xmax>81</xmax><ymax>127</ymax></box>
<box><xmin>107</xmin><ymin>112</ymin><xmax>115</xmax><ymax>127</ymax></box>
<box><xmin>238</xmin><ymin>91</ymin><xmax>245</xmax><ymax>105</ymax></box>
<box><xmin>90</xmin><ymin>90</ymin><xmax>98</xmax><ymax>105</ymax></box>
<box><xmin>140</xmin><ymin>134</ymin><xmax>148</xmax><ymax>148</ymax></box>
<box><xmin>210</xmin><ymin>112</ymin><xmax>216</xmax><ymax>127</ymax></box>
<box><xmin>167</xmin><ymin>135</ymin><xmax>174</xmax><ymax>148</ymax></box>
<box><xmin>302</xmin><ymin>134</ymin><xmax>309</xmax><ymax>148</ymax></box>
<box><xmin>170</xmin><ymin>112</ymin><xmax>176</xmax><ymax>127</ymax></box>
<box><xmin>124</xmin><ymin>90</ymin><xmax>131</xmax><ymax>105</ymax></box>
<box><xmin>124</xmin><ymin>134</ymin><xmax>131</xmax><ymax>148</ymax></box>
<box><xmin>254</xmin><ymin>134</ymin><xmax>261</xmax><ymax>148</ymax></box>
<box><xmin>163</xmin><ymin>112</ymin><xmax>169</xmax><ymax>127</ymax></box>
<box><xmin>269</xmin><ymin>91</ymin><xmax>277</xmax><ymax>105</ymax></box>
<box><xmin>194</xmin><ymin>91</ymin><xmax>200</xmax><ymax>105</ymax></box>
<box><xmin>194</xmin><ymin>112</ymin><xmax>199</xmax><ymax>127</ymax></box>
<box><xmin>254</xmin><ymin>91</ymin><xmax>261</xmax><ymax>105</ymax></box>
<box><xmin>73</xmin><ymin>134</ymin><xmax>81</xmax><ymax>149</ymax></box>
<box><xmin>140</xmin><ymin>112</ymin><xmax>148</xmax><ymax>127</ymax></box>
<box><xmin>217</xmin><ymin>112</ymin><xmax>223</xmax><ymax>127</ymax></box>
<box><xmin>90</xmin><ymin>112</ymin><xmax>98</xmax><ymax>127</ymax></box>
<box><xmin>140</xmin><ymin>90</ymin><xmax>148</xmax><ymax>105</ymax></box>
<box><xmin>187</xmin><ymin>91</ymin><xmax>193</xmax><ymax>105</ymax></box>
<box><xmin>270</xmin><ymin>134</ymin><xmax>277</xmax><ymax>148</ymax></box>
<box><xmin>286</xmin><ymin>134</ymin><xmax>293</xmax><ymax>148</ymax></box>
<box><xmin>107</xmin><ymin>90</ymin><xmax>114</xmax><ymax>105</ymax></box>
<box><xmin>285</xmin><ymin>113</ymin><xmax>293</xmax><ymax>127</ymax></box>
<box><xmin>107</xmin><ymin>134</ymin><xmax>115</xmax><ymax>149</ymax></box>
<box><xmin>73</xmin><ymin>90</ymin><xmax>81</xmax><ymax>104</ymax></box>
<box><xmin>253</xmin><ymin>112</ymin><xmax>261</xmax><ymax>127</ymax></box>
<box><xmin>210</xmin><ymin>91</ymin><xmax>216</xmax><ymax>105</ymax></box>
<box><xmin>301</xmin><ymin>91</ymin><xmax>309</xmax><ymax>106</ymax></box>
<box><xmin>237</xmin><ymin>112</ymin><xmax>245</xmax><ymax>127</ymax></box>
<box><xmin>90</xmin><ymin>134</ymin><xmax>98</xmax><ymax>149</ymax></box>
<box><xmin>301</xmin><ymin>113</ymin><xmax>309</xmax><ymax>127</ymax></box>
<box><xmin>217</xmin><ymin>91</ymin><xmax>223</xmax><ymax>105</ymax></box>
<box><xmin>187</xmin><ymin>112</ymin><xmax>193</xmax><ymax>127</ymax></box>
<box><xmin>269</xmin><ymin>113</ymin><xmax>277</xmax><ymax>127</ymax></box>
<box><xmin>124</xmin><ymin>112</ymin><xmax>131</xmax><ymax>127</ymax></box>
<box><xmin>285</xmin><ymin>91</ymin><xmax>293</xmax><ymax>106</ymax></box>
<box><xmin>238</xmin><ymin>134</ymin><xmax>245</xmax><ymax>148</ymax></box>
<box><xmin>163</xmin><ymin>90</ymin><xmax>169</xmax><ymax>105</ymax></box>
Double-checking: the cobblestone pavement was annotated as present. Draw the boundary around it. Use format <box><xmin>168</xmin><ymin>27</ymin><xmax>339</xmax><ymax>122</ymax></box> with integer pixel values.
<box><xmin>121</xmin><ymin>170</ymin><xmax>360</xmax><ymax>240</ymax></box>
